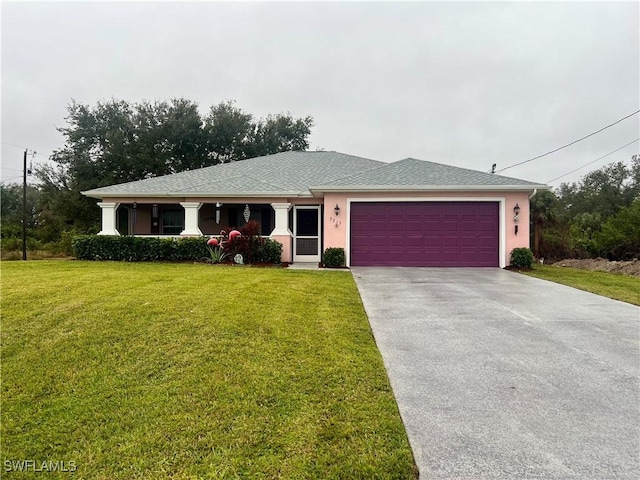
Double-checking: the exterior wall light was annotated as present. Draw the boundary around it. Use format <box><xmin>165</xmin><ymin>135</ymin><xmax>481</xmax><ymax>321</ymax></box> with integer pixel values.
<box><xmin>334</xmin><ymin>204</ymin><xmax>340</xmax><ymax>216</ymax></box>
<box><xmin>513</xmin><ymin>203</ymin><xmax>520</xmax><ymax>236</ymax></box>
<box><xmin>152</xmin><ymin>204</ymin><xmax>159</xmax><ymax>229</ymax></box>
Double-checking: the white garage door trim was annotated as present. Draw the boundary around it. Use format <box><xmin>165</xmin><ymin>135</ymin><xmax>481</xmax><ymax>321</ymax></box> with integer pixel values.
<box><xmin>346</xmin><ymin>197</ymin><xmax>506</xmax><ymax>268</ymax></box>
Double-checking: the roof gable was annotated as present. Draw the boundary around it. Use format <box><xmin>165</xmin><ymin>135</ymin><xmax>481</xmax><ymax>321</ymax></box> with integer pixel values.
<box><xmin>311</xmin><ymin>158</ymin><xmax>546</xmax><ymax>191</ymax></box>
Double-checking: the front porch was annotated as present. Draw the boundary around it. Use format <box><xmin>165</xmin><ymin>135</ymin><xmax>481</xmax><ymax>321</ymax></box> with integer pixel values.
<box><xmin>96</xmin><ymin>201</ymin><xmax>324</xmax><ymax>263</ymax></box>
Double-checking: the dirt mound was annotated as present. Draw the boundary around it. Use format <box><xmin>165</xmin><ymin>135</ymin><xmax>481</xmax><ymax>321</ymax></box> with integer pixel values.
<box><xmin>549</xmin><ymin>258</ymin><xmax>640</xmax><ymax>277</ymax></box>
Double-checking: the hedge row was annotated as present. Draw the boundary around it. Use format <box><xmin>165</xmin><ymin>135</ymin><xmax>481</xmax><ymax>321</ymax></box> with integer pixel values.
<box><xmin>72</xmin><ymin>236</ymin><xmax>207</xmax><ymax>262</ymax></box>
<box><xmin>72</xmin><ymin>235</ymin><xmax>282</xmax><ymax>263</ymax></box>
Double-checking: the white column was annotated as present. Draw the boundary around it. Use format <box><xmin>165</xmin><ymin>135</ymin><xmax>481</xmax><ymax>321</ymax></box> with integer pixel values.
<box><xmin>97</xmin><ymin>202</ymin><xmax>120</xmax><ymax>235</ymax></box>
<box><xmin>180</xmin><ymin>202</ymin><xmax>203</xmax><ymax>236</ymax></box>
<box><xmin>270</xmin><ymin>202</ymin><xmax>292</xmax><ymax>236</ymax></box>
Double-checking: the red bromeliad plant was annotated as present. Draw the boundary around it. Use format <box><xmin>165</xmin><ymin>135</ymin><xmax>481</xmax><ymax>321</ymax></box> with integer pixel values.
<box><xmin>228</xmin><ymin>222</ymin><xmax>262</xmax><ymax>264</ymax></box>
<box><xmin>205</xmin><ymin>221</ymin><xmax>282</xmax><ymax>265</ymax></box>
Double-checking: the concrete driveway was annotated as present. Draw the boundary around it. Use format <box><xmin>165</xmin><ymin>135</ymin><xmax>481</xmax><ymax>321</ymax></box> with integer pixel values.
<box><xmin>351</xmin><ymin>267</ymin><xmax>639</xmax><ymax>480</ymax></box>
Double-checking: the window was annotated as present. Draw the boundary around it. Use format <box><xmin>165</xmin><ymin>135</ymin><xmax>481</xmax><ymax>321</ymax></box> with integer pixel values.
<box><xmin>161</xmin><ymin>209</ymin><xmax>184</xmax><ymax>235</ymax></box>
<box><xmin>226</xmin><ymin>204</ymin><xmax>274</xmax><ymax>236</ymax></box>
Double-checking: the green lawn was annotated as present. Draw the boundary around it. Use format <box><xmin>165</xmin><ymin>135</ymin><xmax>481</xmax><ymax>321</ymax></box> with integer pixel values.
<box><xmin>521</xmin><ymin>264</ymin><xmax>640</xmax><ymax>306</ymax></box>
<box><xmin>1</xmin><ymin>261</ymin><xmax>416</xmax><ymax>479</ymax></box>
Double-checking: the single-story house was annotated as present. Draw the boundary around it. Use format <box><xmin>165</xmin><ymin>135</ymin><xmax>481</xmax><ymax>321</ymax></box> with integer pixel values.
<box><xmin>83</xmin><ymin>151</ymin><xmax>549</xmax><ymax>267</ymax></box>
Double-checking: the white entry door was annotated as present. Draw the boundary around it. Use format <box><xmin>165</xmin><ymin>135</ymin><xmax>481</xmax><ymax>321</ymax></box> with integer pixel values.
<box><xmin>293</xmin><ymin>206</ymin><xmax>321</xmax><ymax>263</ymax></box>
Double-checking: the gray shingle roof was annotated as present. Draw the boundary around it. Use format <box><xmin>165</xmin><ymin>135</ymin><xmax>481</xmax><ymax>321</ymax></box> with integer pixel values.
<box><xmin>83</xmin><ymin>151</ymin><xmax>385</xmax><ymax>197</ymax></box>
<box><xmin>312</xmin><ymin>158</ymin><xmax>546</xmax><ymax>190</ymax></box>
<box><xmin>83</xmin><ymin>151</ymin><xmax>548</xmax><ymax>198</ymax></box>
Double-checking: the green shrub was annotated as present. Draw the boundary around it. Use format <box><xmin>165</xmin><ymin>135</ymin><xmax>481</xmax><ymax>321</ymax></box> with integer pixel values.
<box><xmin>322</xmin><ymin>247</ymin><xmax>346</xmax><ymax>268</ymax></box>
<box><xmin>0</xmin><ymin>235</ymin><xmax>42</xmax><ymax>252</ymax></box>
<box><xmin>72</xmin><ymin>234</ymin><xmax>282</xmax><ymax>263</ymax></box>
<box><xmin>1</xmin><ymin>237</ymin><xmax>22</xmax><ymax>251</ymax></box>
<box><xmin>172</xmin><ymin>237</ymin><xmax>210</xmax><ymax>261</ymax></box>
<box><xmin>72</xmin><ymin>235</ymin><xmax>208</xmax><ymax>262</ymax></box>
<box><xmin>0</xmin><ymin>223</ymin><xmax>23</xmax><ymax>239</ymax></box>
<box><xmin>592</xmin><ymin>200</ymin><xmax>640</xmax><ymax>260</ymax></box>
<box><xmin>47</xmin><ymin>228</ymin><xmax>82</xmax><ymax>256</ymax></box>
<box><xmin>510</xmin><ymin>247</ymin><xmax>535</xmax><ymax>268</ymax></box>
<box><xmin>253</xmin><ymin>238</ymin><xmax>283</xmax><ymax>264</ymax></box>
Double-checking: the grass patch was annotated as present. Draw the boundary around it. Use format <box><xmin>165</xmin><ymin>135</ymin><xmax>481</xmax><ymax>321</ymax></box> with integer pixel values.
<box><xmin>1</xmin><ymin>250</ymin><xmax>72</xmax><ymax>261</ymax></box>
<box><xmin>1</xmin><ymin>261</ymin><xmax>415</xmax><ymax>479</ymax></box>
<box><xmin>520</xmin><ymin>264</ymin><xmax>640</xmax><ymax>306</ymax></box>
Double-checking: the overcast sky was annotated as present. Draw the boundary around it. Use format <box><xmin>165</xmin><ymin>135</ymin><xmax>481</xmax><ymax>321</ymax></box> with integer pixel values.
<box><xmin>2</xmin><ymin>1</ymin><xmax>639</xmax><ymax>189</ymax></box>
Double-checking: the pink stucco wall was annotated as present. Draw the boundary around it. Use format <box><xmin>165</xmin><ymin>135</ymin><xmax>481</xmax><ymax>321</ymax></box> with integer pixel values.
<box><xmin>323</xmin><ymin>191</ymin><xmax>532</xmax><ymax>267</ymax></box>
<box><xmin>271</xmin><ymin>234</ymin><xmax>292</xmax><ymax>263</ymax></box>
<box><xmin>100</xmin><ymin>193</ymin><xmax>533</xmax><ymax>266</ymax></box>
<box><xmin>505</xmin><ymin>192</ymin><xmax>531</xmax><ymax>263</ymax></box>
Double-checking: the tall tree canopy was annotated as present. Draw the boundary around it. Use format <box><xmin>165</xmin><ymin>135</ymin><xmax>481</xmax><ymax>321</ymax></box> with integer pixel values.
<box><xmin>555</xmin><ymin>159</ymin><xmax>639</xmax><ymax>220</ymax></box>
<box><xmin>531</xmin><ymin>156</ymin><xmax>640</xmax><ymax>260</ymax></box>
<box><xmin>35</xmin><ymin>99</ymin><xmax>313</xmax><ymax>231</ymax></box>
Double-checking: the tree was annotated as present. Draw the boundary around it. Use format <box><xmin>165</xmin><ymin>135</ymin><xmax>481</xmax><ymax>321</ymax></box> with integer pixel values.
<box><xmin>0</xmin><ymin>183</ymin><xmax>42</xmax><ymax>249</ymax></box>
<box><xmin>593</xmin><ymin>200</ymin><xmax>640</xmax><ymax>260</ymax></box>
<box><xmin>203</xmin><ymin>101</ymin><xmax>254</xmax><ymax>163</ymax></box>
<box><xmin>203</xmin><ymin>101</ymin><xmax>313</xmax><ymax>162</ymax></box>
<box><xmin>35</xmin><ymin>98</ymin><xmax>314</xmax><ymax>234</ymax></box>
<box><xmin>0</xmin><ymin>184</ymin><xmax>39</xmax><ymax>230</ymax></box>
<box><xmin>556</xmin><ymin>161</ymin><xmax>637</xmax><ymax>220</ymax></box>
<box><xmin>536</xmin><ymin>156</ymin><xmax>640</xmax><ymax>260</ymax></box>
<box><xmin>36</xmin><ymin>163</ymin><xmax>100</xmax><ymax>235</ymax></box>
<box><xmin>47</xmin><ymin>98</ymin><xmax>209</xmax><ymax>188</ymax></box>
<box><xmin>529</xmin><ymin>190</ymin><xmax>557</xmax><ymax>258</ymax></box>
<box><xmin>251</xmin><ymin>113</ymin><xmax>313</xmax><ymax>157</ymax></box>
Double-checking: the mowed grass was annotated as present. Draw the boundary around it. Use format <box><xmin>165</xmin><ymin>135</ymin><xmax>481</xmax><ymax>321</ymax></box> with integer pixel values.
<box><xmin>521</xmin><ymin>264</ymin><xmax>640</xmax><ymax>306</ymax></box>
<box><xmin>1</xmin><ymin>261</ymin><xmax>416</xmax><ymax>479</ymax></box>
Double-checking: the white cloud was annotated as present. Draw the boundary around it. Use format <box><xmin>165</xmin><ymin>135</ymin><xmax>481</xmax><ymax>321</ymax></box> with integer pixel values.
<box><xmin>2</xmin><ymin>1</ymin><xmax>638</xmax><ymax>187</ymax></box>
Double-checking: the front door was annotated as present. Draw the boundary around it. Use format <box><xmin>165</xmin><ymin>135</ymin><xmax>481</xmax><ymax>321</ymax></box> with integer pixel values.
<box><xmin>293</xmin><ymin>206</ymin><xmax>321</xmax><ymax>263</ymax></box>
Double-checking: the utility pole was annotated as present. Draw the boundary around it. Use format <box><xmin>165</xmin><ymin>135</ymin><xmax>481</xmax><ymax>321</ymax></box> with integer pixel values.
<box><xmin>22</xmin><ymin>149</ymin><xmax>27</xmax><ymax>260</ymax></box>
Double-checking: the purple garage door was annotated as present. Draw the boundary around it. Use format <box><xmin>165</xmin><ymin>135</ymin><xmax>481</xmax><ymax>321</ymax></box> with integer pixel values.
<box><xmin>350</xmin><ymin>202</ymin><xmax>499</xmax><ymax>267</ymax></box>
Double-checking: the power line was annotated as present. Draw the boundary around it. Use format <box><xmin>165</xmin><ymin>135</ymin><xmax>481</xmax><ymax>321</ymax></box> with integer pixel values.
<box><xmin>546</xmin><ymin>137</ymin><xmax>640</xmax><ymax>184</ymax></box>
<box><xmin>1</xmin><ymin>141</ymin><xmax>31</xmax><ymax>150</ymax></box>
<box><xmin>496</xmin><ymin>109</ymin><xmax>640</xmax><ymax>173</ymax></box>
<box><xmin>0</xmin><ymin>175</ymin><xmax>23</xmax><ymax>183</ymax></box>
<box><xmin>1</xmin><ymin>142</ymin><xmax>39</xmax><ymax>154</ymax></box>
<box><xmin>2</xmin><ymin>141</ymin><xmax>55</xmax><ymax>159</ymax></box>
